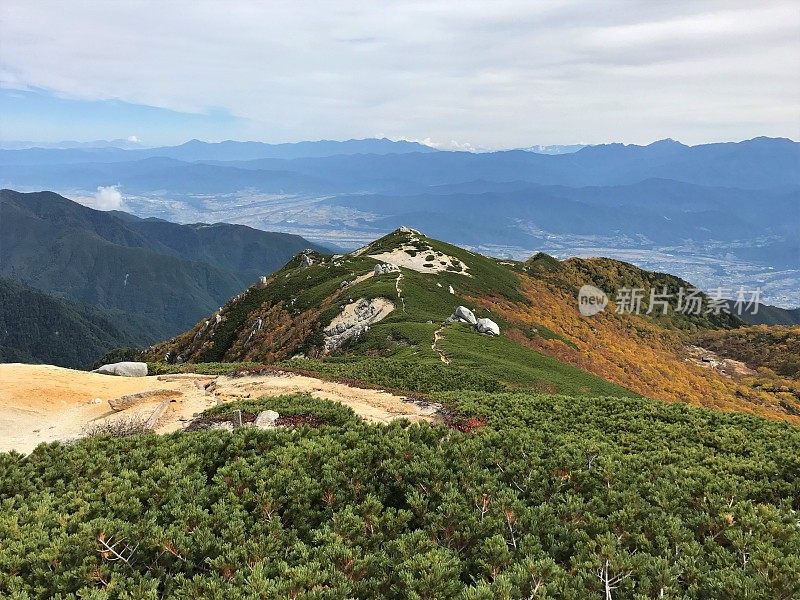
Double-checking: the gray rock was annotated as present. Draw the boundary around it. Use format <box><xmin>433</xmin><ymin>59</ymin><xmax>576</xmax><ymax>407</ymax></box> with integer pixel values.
<box><xmin>210</xmin><ymin>421</ymin><xmax>234</xmax><ymax>432</ymax></box>
<box><xmin>92</xmin><ymin>361</ymin><xmax>148</xmax><ymax>377</ymax></box>
<box><xmin>374</xmin><ymin>263</ymin><xmax>400</xmax><ymax>275</ymax></box>
<box><xmin>299</xmin><ymin>253</ymin><xmax>314</xmax><ymax>268</ymax></box>
<box><xmin>254</xmin><ymin>410</ymin><xmax>280</xmax><ymax>429</ymax></box>
<box><xmin>475</xmin><ymin>318</ymin><xmax>500</xmax><ymax>336</ymax></box>
<box><xmin>453</xmin><ymin>306</ymin><xmax>477</xmax><ymax>325</ymax></box>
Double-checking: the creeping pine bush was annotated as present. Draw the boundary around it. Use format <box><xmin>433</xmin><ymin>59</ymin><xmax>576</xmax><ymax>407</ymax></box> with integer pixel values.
<box><xmin>1</xmin><ymin>393</ymin><xmax>799</xmax><ymax>599</ymax></box>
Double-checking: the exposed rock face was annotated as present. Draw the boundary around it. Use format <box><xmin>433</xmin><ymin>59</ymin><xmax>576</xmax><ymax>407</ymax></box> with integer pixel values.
<box><xmin>92</xmin><ymin>362</ymin><xmax>148</xmax><ymax>377</ymax></box>
<box><xmin>324</xmin><ymin>297</ymin><xmax>395</xmax><ymax>353</ymax></box>
<box><xmin>373</xmin><ymin>263</ymin><xmax>400</xmax><ymax>275</ymax></box>
<box><xmin>453</xmin><ymin>305</ymin><xmax>477</xmax><ymax>325</ymax></box>
<box><xmin>299</xmin><ymin>253</ymin><xmax>315</xmax><ymax>268</ymax></box>
<box><xmin>475</xmin><ymin>318</ymin><xmax>500</xmax><ymax>336</ymax></box>
<box><xmin>254</xmin><ymin>410</ymin><xmax>280</xmax><ymax>429</ymax></box>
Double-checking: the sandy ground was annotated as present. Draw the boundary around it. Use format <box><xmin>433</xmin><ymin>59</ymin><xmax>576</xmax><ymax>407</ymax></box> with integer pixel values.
<box><xmin>212</xmin><ymin>371</ymin><xmax>439</xmax><ymax>424</ymax></box>
<box><xmin>0</xmin><ymin>364</ymin><xmax>439</xmax><ymax>454</ymax></box>
<box><xmin>369</xmin><ymin>245</ymin><xmax>469</xmax><ymax>275</ymax></box>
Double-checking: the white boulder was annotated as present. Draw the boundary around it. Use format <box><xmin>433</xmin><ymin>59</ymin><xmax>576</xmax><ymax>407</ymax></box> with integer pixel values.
<box><xmin>254</xmin><ymin>410</ymin><xmax>280</xmax><ymax>429</ymax></box>
<box><xmin>475</xmin><ymin>318</ymin><xmax>500</xmax><ymax>336</ymax></box>
<box><xmin>453</xmin><ymin>306</ymin><xmax>477</xmax><ymax>325</ymax></box>
<box><xmin>92</xmin><ymin>362</ymin><xmax>148</xmax><ymax>377</ymax></box>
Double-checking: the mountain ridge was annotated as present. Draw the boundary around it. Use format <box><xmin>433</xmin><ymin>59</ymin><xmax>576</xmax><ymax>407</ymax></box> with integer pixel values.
<box><xmin>0</xmin><ymin>189</ymin><xmax>327</xmax><ymax>342</ymax></box>
<box><xmin>142</xmin><ymin>228</ymin><xmax>800</xmax><ymax>423</ymax></box>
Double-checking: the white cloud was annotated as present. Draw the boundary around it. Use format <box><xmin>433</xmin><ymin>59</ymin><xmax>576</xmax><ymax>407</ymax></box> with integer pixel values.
<box><xmin>126</xmin><ymin>135</ymin><xmax>139</xmax><ymax>143</ymax></box>
<box><xmin>0</xmin><ymin>0</ymin><xmax>798</xmax><ymax>146</ymax></box>
<box><xmin>78</xmin><ymin>185</ymin><xmax>125</xmax><ymax>211</ymax></box>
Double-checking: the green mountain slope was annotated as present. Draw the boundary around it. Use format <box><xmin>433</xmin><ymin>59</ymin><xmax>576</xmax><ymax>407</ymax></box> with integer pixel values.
<box><xmin>146</xmin><ymin>228</ymin><xmax>800</xmax><ymax>422</ymax></box>
<box><xmin>145</xmin><ymin>228</ymin><xmax>637</xmax><ymax>397</ymax></box>
<box><xmin>0</xmin><ymin>189</ymin><xmax>326</xmax><ymax>338</ymax></box>
<box><xmin>0</xmin><ymin>277</ymin><xmax>160</xmax><ymax>368</ymax></box>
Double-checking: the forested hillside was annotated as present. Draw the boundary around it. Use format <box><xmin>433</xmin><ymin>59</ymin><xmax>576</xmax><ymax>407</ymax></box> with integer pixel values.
<box><xmin>0</xmin><ymin>189</ymin><xmax>326</xmax><ymax>341</ymax></box>
<box><xmin>0</xmin><ymin>277</ymin><xmax>160</xmax><ymax>368</ymax></box>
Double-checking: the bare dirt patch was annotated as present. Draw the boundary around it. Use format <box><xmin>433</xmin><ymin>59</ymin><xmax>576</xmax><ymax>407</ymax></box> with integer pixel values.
<box><xmin>210</xmin><ymin>372</ymin><xmax>439</xmax><ymax>424</ymax></box>
<box><xmin>0</xmin><ymin>363</ymin><xmax>439</xmax><ymax>453</ymax></box>
<box><xmin>368</xmin><ymin>245</ymin><xmax>469</xmax><ymax>275</ymax></box>
<box><xmin>685</xmin><ymin>345</ymin><xmax>757</xmax><ymax>378</ymax></box>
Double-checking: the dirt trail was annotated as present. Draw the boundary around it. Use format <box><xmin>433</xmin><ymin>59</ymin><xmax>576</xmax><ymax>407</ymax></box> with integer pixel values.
<box><xmin>0</xmin><ymin>364</ymin><xmax>439</xmax><ymax>454</ymax></box>
<box><xmin>396</xmin><ymin>272</ymin><xmax>406</xmax><ymax>311</ymax></box>
<box><xmin>432</xmin><ymin>325</ymin><xmax>450</xmax><ymax>363</ymax></box>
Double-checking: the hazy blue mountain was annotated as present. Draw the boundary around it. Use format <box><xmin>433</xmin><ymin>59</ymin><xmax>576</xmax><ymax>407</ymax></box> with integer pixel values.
<box><xmin>0</xmin><ymin>137</ymin><xmax>436</xmax><ymax>166</ymax></box>
<box><xmin>0</xmin><ymin>189</ymin><xmax>326</xmax><ymax>337</ymax></box>
<box><xmin>194</xmin><ymin>137</ymin><xmax>800</xmax><ymax>191</ymax></box>
<box><xmin>2</xmin><ymin>137</ymin><xmax>797</xmax><ymax>193</ymax></box>
<box><xmin>0</xmin><ymin>138</ymin><xmax>146</xmax><ymax>150</ymax></box>
<box><xmin>2</xmin><ymin>157</ymin><xmax>334</xmax><ymax>194</ymax></box>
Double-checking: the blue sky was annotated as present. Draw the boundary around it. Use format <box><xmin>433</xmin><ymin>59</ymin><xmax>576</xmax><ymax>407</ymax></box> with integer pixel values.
<box><xmin>0</xmin><ymin>89</ymin><xmax>250</xmax><ymax>146</ymax></box>
<box><xmin>1</xmin><ymin>0</ymin><xmax>798</xmax><ymax>148</ymax></box>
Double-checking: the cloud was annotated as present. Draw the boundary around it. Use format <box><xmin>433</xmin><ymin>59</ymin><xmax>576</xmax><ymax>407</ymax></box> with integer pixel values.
<box><xmin>80</xmin><ymin>185</ymin><xmax>125</xmax><ymax>211</ymax></box>
<box><xmin>0</xmin><ymin>1</ymin><xmax>797</xmax><ymax>147</ymax></box>
<box><xmin>126</xmin><ymin>135</ymin><xmax>139</xmax><ymax>143</ymax></box>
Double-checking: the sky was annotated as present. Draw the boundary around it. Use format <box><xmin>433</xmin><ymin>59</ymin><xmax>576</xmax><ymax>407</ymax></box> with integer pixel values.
<box><xmin>1</xmin><ymin>0</ymin><xmax>798</xmax><ymax>149</ymax></box>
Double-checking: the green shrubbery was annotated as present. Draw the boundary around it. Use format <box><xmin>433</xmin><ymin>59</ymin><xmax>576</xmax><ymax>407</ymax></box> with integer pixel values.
<box><xmin>202</xmin><ymin>394</ymin><xmax>360</xmax><ymax>427</ymax></box>
<box><xmin>280</xmin><ymin>357</ymin><xmax>506</xmax><ymax>393</ymax></box>
<box><xmin>1</xmin><ymin>392</ymin><xmax>798</xmax><ymax>598</ymax></box>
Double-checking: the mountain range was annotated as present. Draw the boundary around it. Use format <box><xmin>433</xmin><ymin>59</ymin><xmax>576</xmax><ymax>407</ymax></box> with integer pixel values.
<box><xmin>1</xmin><ymin>136</ymin><xmax>797</xmax><ymax>308</ymax></box>
<box><xmin>0</xmin><ymin>189</ymin><xmax>326</xmax><ymax>365</ymax></box>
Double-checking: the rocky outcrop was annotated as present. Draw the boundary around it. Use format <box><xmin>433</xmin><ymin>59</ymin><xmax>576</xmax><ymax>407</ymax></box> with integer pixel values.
<box><xmin>299</xmin><ymin>253</ymin><xmax>315</xmax><ymax>268</ymax></box>
<box><xmin>254</xmin><ymin>410</ymin><xmax>280</xmax><ymax>429</ymax></box>
<box><xmin>92</xmin><ymin>362</ymin><xmax>148</xmax><ymax>377</ymax></box>
<box><xmin>373</xmin><ymin>263</ymin><xmax>400</xmax><ymax>275</ymax></box>
<box><xmin>324</xmin><ymin>297</ymin><xmax>395</xmax><ymax>353</ymax></box>
<box><xmin>446</xmin><ymin>307</ymin><xmax>500</xmax><ymax>336</ymax></box>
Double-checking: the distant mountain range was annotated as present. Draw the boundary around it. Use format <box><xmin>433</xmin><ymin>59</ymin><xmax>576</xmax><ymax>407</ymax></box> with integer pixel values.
<box><xmin>2</xmin><ymin>136</ymin><xmax>796</xmax><ymax>189</ymax></box>
<box><xmin>0</xmin><ymin>137</ymin><xmax>436</xmax><ymax>165</ymax></box>
<box><xmin>1</xmin><ymin>136</ymin><xmax>796</xmax><ymax>307</ymax></box>
<box><xmin>0</xmin><ymin>190</ymin><xmax>326</xmax><ymax>353</ymax></box>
